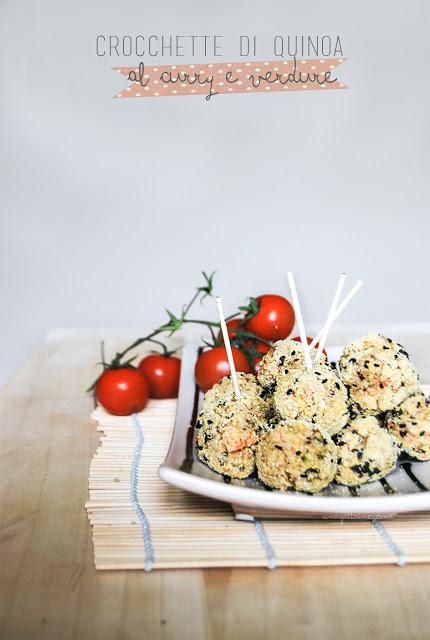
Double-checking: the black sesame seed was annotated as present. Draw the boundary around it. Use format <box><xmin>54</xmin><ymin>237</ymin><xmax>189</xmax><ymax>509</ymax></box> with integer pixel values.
<box><xmin>301</xmin><ymin>467</ymin><xmax>318</xmax><ymax>478</ymax></box>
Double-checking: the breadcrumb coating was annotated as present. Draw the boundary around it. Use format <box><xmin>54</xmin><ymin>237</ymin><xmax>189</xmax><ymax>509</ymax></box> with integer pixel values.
<box><xmin>257</xmin><ymin>339</ymin><xmax>328</xmax><ymax>390</ymax></box>
<box><xmin>385</xmin><ymin>392</ymin><xmax>430</xmax><ymax>461</ymax></box>
<box><xmin>273</xmin><ymin>366</ymin><xmax>349</xmax><ymax>435</ymax></box>
<box><xmin>334</xmin><ymin>414</ymin><xmax>398</xmax><ymax>486</ymax></box>
<box><xmin>256</xmin><ymin>419</ymin><xmax>337</xmax><ymax>493</ymax></box>
<box><xmin>340</xmin><ymin>348</ymin><xmax>418</xmax><ymax>414</ymax></box>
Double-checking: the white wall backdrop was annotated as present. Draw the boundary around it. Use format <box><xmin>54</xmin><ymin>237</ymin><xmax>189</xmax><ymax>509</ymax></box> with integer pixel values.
<box><xmin>1</xmin><ymin>0</ymin><xmax>429</xmax><ymax>385</ymax></box>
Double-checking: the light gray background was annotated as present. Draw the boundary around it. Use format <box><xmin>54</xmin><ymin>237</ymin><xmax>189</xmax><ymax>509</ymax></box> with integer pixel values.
<box><xmin>1</xmin><ymin>0</ymin><xmax>429</xmax><ymax>385</ymax></box>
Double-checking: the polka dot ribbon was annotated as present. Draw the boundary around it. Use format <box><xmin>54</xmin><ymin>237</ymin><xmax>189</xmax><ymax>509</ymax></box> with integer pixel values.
<box><xmin>113</xmin><ymin>57</ymin><xmax>347</xmax><ymax>99</ymax></box>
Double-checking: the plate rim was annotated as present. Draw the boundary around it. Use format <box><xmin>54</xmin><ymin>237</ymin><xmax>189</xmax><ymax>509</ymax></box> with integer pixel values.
<box><xmin>158</xmin><ymin>465</ymin><xmax>430</xmax><ymax>514</ymax></box>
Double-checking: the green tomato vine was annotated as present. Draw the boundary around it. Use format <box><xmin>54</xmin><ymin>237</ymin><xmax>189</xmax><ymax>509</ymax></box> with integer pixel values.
<box><xmin>88</xmin><ymin>271</ymin><xmax>269</xmax><ymax>393</ymax></box>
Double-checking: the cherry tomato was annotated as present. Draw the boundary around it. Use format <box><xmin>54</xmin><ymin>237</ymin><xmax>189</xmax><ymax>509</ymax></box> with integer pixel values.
<box><xmin>96</xmin><ymin>368</ymin><xmax>149</xmax><ymax>415</ymax></box>
<box><xmin>138</xmin><ymin>354</ymin><xmax>181</xmax><ymax>399</ymax></box>
<box><xmin>254</xmin><ymin>343</ymin><xmax>271</xmax><ymax>374</ymax></box>
<box><xmin>292</xmin><ymin>336</ymin><xmax>327</xmax><ymax>356</ymax></box>
<box><xmin>217</xmin><ymin>318</ymin><xmax>243</xmax><ymax>344</ymax></box>
<box><xmin>243</xmin><ymin>339</ymin><xmax>271</xmax><ymax>374</ymax></box>
<box><xmin>226</xmin><ymin>318</ymin><xmax>243</xmax><ymax>339</ymax></box>
<box><xmin>244</xmin><ymin>339</ymin><xmax>270</xmax><ymax>352</ymax></box>
<box><xmin>245</xmin><ymin>294</ymin><xmax>295</xmax><ymax>342</ymax></box>
<box><xmin>195</xmin><ymin>346</ymin><xmax>252</xmax><ymax>392</ymax></box>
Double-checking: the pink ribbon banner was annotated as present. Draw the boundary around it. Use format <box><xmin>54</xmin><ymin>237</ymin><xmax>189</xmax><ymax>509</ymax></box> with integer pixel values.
<box><xmin>113</xmin><ymin>57</ymin><xmax>347</xmax><ymax>100</ymax></box>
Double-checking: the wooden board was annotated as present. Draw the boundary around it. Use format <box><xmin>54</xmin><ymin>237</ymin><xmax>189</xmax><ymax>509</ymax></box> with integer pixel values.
<box><xmin>1</xmin><ymin>328</ymin><xmax>430</xmax><ymax>640</ymax></box>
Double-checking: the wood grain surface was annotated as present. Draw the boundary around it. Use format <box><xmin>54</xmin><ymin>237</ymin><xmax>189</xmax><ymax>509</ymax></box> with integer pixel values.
<box><xmin>1</xmin><ymin>329</ymin><xmax>429</xmax><ymax>640</ymax></box>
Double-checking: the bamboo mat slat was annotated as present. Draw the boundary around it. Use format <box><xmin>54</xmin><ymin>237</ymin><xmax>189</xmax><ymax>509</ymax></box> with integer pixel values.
<box><xmin>86</xmin><ymin>400</ymin><xmax>430</xmax><ymax>570</ymax></box>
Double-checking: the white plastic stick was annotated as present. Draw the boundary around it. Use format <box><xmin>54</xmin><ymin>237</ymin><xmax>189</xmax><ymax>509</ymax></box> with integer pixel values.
<box><xmin>316</xmin><ymin>273</ymin><xmax>346</xmax><ymax>363</ymax></box>
<box><xmin>215</xmin><ymin>296</ymin><xmax>241</xmax><ymax>398</ymax></box>
<box><xmin>287</xmin><ymin>272</ymin><xmax>312</xmax><ymax>372</ymax></box>
<box><xmin>309</xmin><ymin>280</ymin><xmax>364</xmax><ymax>351</ymax></box>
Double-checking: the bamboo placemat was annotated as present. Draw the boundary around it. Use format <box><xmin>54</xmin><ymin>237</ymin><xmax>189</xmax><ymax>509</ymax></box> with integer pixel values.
<box><xmin>86</xmin><ymin>400</ymin><xmax>430</xmax><ymax>570</ymax></box>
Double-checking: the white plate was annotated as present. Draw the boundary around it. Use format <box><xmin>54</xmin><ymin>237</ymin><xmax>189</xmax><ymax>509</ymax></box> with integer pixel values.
<box><xmin>159</xmin><ymin>339</ymin><xmax>430</xmax><ymax>518</ymax></box>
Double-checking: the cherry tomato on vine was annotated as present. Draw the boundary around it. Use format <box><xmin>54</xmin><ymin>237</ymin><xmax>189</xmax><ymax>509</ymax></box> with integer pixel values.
<box><xmin>292</xmin><ymin>336</ymin><xmax>327</xmax><ymax>356</ymax></box>
<box><xmin>243</xmin><ymin>339</ymin><xmax>271</xmax><ymax>374</ymax></box>
<box><xmin>138</xmin><ymin>354</ymin><xmax>181</xmax><ymax>399</ymax></box>
<box><xmin>96</xmin><ymin>368</ymin><xmax>149</xmax><ymax>416</ymax></box>
<box><xmin>217</xmin><ymin>317</ymin><xmax>243</xmax><ymax>344</ymax></box>
<box><xmin>245</xmin><ymin>294</ymin><xmax>295</xmax><ymax>342</ymax></box>
<box><xmin>194</xmin><ymin>346</ymin><xmax>252</xmax><ymax>392</ymax></box>
<box><xmin>226</xmin><ymin>318</ymin><xmax>243</xmax><ymax>339</ymax></box>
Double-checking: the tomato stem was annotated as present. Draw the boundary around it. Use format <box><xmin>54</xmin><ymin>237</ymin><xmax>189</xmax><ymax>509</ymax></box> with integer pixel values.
<box><xmin>147</xmin><ymin>338</ymin><xmax>176</xmax><ymax>357</ymax></box>
<box><xmin>182</xmin><ymin>319</ymin><xmax>220</xmax><ymax>327</ymax></box>
<box><xmin>87</xmin><ymin>271</ymin><xmax>217</xmax><ymax>393</ymax></box>
<box><xmin>114</xmin><ymin>329</ymin><xmax>164</xmax><ymax>362</ymax></box>
<box><xmin>87</xmin><ymin>272</ymin><xmax>274</xmax><ymax>395</ymax></box>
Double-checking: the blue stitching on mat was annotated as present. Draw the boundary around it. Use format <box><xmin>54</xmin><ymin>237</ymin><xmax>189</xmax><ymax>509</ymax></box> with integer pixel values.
<box><xmin>372</xmin><ymin>519</ymin><xmax>406</xmax><ymax>566</ymax></box>
<box><xmin>254</xmin><ymin>519</ymin><xmax>277</xmax><ymax>569</ymax></box>
<box><xmin>131</xmin><ymin>413</ymin><xmax>154</xmax><ymax>572</ymax></box>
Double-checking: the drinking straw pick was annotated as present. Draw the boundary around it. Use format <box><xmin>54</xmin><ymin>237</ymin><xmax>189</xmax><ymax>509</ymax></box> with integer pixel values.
<box><xmin>287</xmin><ymin>272</ymin><xmax>312</xmax><ymax>372</ymax></box>
<box><xmin>316</xmin><ymin>273</ymin><xmax>346</xmax><ymax>363</ymax></box>
<box><xmin>215</xmin><ymin>296</ymin><xmax>241</xmax><ymax>399</ymax></box>
<box><xmin>309</xmin><ymin>280</ymin><xmax>364</xmax><ymax>351</ymax></box>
